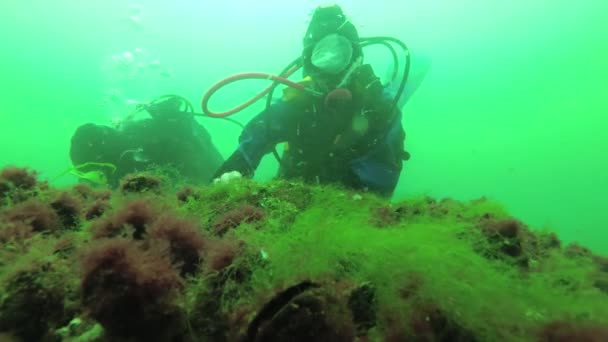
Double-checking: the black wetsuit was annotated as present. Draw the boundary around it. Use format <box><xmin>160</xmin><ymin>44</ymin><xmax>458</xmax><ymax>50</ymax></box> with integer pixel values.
<box><xmin>70</xmin><ymin>110</ymin><xmax>224</xmax><ymax>187</ymax></box>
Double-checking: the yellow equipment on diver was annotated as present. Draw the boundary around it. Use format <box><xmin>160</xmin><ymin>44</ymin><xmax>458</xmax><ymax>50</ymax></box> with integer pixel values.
<box><xmin>281</xmin><ymin>76</ymin><xmax>316</xmax><ymax>105</ymax></box>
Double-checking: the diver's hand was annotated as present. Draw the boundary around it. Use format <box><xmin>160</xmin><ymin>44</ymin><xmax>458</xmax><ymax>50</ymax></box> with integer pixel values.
<box><xmin>213</xmin><ymin>171</ymin><xmax>242</xmax><ymax>184</ymax></box>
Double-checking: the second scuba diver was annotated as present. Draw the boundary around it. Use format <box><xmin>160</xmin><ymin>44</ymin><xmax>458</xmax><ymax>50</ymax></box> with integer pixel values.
<box><xmin>70</xmin><ymin>95</ymin><xmax>224</xmax><ymax>187</ymax></box>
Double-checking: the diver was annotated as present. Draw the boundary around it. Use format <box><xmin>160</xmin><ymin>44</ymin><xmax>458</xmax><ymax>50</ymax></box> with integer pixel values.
<box><xmin>209</xmin><ymin>4</ymin><xmax>429</xmax><ymax>197</ymax></box>
<box><xmin>70</xmin><ymin>94</ymin><xmax>224</xmax><ymax>187</ymax></box>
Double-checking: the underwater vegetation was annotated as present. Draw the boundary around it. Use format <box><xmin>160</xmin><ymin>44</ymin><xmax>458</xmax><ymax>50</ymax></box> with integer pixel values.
<box><xmin>0</xmin><ymin>165</ymin><xmax>607</xmax><ymax>342</ymax></box>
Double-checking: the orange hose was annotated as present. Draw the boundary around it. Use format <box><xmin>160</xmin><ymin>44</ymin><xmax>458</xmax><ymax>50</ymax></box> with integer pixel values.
<box><xmin>201</xmin><ymin>67</ymin><xmax>303</xmax><ymax>118</ymax></box>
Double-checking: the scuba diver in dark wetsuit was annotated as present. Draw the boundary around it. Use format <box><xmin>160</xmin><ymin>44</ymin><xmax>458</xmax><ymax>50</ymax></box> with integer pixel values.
<box><xmin>208</xmin><ymin>4</ymin><xmax>429</xmax><ymax>197</ymax></box>
<box><xmin>70</xmin><ymin>95</ymin><xmax>224</xmax><ymax>187</ymax></box>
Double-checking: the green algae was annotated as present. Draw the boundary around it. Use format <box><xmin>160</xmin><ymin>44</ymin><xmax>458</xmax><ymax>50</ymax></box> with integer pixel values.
<box><xmin>0</xmin><ymin>170</ymin><xmax>607</xmax><ymax>341</ymax></box>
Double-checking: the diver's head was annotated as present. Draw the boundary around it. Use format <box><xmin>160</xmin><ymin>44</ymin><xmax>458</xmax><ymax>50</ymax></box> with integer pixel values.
<box><xmin>302</xmin><ymin>4</ymin><xmax>362</xmax><ymax>93</ymax></box>
<box><xmin>141</xmin><ymin>95</ymin><xmax>184</xmax><ymax>120</ymax></box>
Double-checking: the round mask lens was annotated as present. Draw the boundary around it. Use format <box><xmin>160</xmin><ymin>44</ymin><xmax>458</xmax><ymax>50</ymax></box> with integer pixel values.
<box><xmin>311</xmin><ymin>34</ymin><xmax>353</xmax><ymax>75</ymax></box>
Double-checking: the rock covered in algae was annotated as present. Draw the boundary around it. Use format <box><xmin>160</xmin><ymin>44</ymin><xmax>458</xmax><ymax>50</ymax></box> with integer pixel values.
<box><xmin>0</xmin><ymin>166</ymin><xmax>607</xmax><ymax>342</ymax></box>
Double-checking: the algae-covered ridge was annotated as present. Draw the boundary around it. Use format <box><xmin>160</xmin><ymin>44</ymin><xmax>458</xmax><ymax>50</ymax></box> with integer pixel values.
<box><xmin>0</xmin><ymin>165</ymin><xmax>607</xmax><ymax>342</ymax></box>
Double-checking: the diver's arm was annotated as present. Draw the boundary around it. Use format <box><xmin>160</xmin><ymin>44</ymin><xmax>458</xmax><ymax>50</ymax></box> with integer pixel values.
<box><xmin>350</xmin><ymin>110</ymin><xmax>406</xmax><ymax>197</ymax></box>
<box><xmin>211</xmin><ymin>101</ymin><xmax>298</xmax><ymax>180</ymax></box>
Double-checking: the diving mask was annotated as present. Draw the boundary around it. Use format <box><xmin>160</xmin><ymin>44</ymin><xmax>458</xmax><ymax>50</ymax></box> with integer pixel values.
<box><xmin>311</xmin><ymin>33</ymin><xmax>354</xmax><ymax>75</ymax></box>
<box><xmin>302</xmin><ymin>4</ymin><xmax>361</xmax><ymax>80</ymax></box>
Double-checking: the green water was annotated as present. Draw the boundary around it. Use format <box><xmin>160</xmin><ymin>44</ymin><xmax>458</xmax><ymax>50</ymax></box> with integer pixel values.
<box><xmin>1</xmin><ymin>0</ymin><xmax>606</xmax><ymax>253</ymax></box>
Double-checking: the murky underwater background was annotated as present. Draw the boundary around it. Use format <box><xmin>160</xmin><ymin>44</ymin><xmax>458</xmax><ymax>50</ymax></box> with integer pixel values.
<box><xmin>0</xmin><ymin>0</ymin><xmax>606</xmax><ymax>253</ymax></box>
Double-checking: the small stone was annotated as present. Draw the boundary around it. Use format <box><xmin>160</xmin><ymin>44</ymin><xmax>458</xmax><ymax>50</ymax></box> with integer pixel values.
<box><xmin>260</xmin><ymin>248</ymin><xmax>269</xmax><ymax>260</ymax></box>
